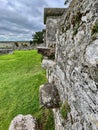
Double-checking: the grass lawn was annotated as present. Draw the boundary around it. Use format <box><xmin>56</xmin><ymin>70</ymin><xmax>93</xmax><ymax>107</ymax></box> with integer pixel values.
<box><xmin>0</xmin><ymin>50</ymin><xmax>54</xmax><ymax>130</ymax></box>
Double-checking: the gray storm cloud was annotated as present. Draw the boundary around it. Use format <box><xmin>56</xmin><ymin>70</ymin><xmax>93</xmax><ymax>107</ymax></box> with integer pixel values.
<box><xmin>0</xmin><ymin>0</ymin><xmax>65</xmax><ymax>41</ymax></box>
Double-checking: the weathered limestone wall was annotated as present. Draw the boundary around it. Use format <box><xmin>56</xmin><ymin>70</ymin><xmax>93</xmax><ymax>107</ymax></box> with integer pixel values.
<box><xmin>0</xmin><ymin>42</ymin><xmax>14</xmax><ymax>49</ymax></box>
<box><xmin>0</xmin><ymin>41</ymin><xmax>31</xmax><ymax>50</ymax></box>
<box><xmin>42</xmin><ymin>0</ymin><xmax>98</xmax><ymax>130</ymax></box>
<box><xmin>46</xmin><ymin>16</ymin><xmax>60</xmax><ymax>47</ymax></box>
<box><xmin>44</xmin><ymin>8</ymin><xmax>65</xmax><ymax>48</ymax></box>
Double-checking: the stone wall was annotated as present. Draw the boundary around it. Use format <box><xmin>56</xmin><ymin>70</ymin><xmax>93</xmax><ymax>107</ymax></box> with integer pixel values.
<box><xmin>41</xmin><ymin>0</ymin><xmax>98</xmax><ymax>130</ymax></box>
<box><xmin>0</xmin><ymin>41</ymin><xmax>30</xmax><ymax>50</ymax></box>
<box><xmin>0</xmin><ymin>42</ymin><xmax>14</xmax><ymax>49</ymax></box>
<box><xmin>44</xmin><ymin>8</ymin><xmax>65</xmax><ymax>47</ymax></box>
<box><xmin>45</xmin><ymin>16</ymin><xmax>59</xmax><ymax>47</ymax></box>
<box><xmin>0</xmin><ymin>49</ymin><xmax>13</xmax><ymax>54</ymax></box>
<box><xmin>0</xmin><ymin>41</ymin><xmax>45</xmax><ymax>50</ymax></box>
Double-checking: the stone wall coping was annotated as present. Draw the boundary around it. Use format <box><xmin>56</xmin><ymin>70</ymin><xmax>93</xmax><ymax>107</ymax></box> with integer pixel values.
<box><xmin>44</xmin><ymin>8</ymin><xmax>66</xmax><ymax>24</ymax></box>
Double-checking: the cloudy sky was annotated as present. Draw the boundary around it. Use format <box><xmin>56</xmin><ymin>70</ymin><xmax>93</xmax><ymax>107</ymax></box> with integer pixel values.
<box><xmin>0</xmin><ymin>0</ymin><xmax>65</xmax><ymax>41</ymax></box>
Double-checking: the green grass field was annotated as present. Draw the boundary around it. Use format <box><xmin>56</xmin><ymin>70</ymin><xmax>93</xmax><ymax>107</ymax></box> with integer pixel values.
<box><xmin>0</xmin><ymin>50</ymin><xmax>54</xmax><ymax>130</ymax></box>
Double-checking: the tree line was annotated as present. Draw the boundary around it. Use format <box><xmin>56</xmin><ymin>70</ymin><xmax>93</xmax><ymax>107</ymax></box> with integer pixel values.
<box><xmin>30</xmin><ymin>30</ymin><xmax>44</xmax><ymax>45</ymax></box>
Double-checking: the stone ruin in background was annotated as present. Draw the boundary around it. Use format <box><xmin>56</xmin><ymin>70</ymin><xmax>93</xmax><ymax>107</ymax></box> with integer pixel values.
<box><xmin>44</xmin><ymin>8</ymin><xmax>65</xmax><ymax>48</ymax></box>
<box><xmin>9</xmin><ymin>0</ymin><xmax>98</xmax><ymax>129</ymax></box>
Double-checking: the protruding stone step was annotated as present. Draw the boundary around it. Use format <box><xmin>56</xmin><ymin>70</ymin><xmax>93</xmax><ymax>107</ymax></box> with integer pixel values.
<box><xmin>9</xmin><ymin>114</ymin><xmax>37</xmax><ymax>130</ymax></box>
<box><xmin>39</xmin><ymin>83</ymin><xmax>60</xmax><ymax>109</ymax></box>
<box><xmin>85</xmin><ymin>39</ymin><xmax>98</xmax><ymax>67</ymax></box>
<box><xmin>37</xmin><ymin>47</ymin><xmax>55</xmax><ymax>59</ymax></box>
<box><xmin>42</xmin><ymin>59</ymin><xmax>56</xmax><ymax>69</ymax></box>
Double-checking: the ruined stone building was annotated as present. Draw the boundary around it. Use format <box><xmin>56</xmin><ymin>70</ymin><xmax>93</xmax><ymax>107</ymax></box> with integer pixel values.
<box><xmin>44</xmin><ymin>8</ymin><xmax>65</xmax><ymax>48</ymax></box>
<box><xmin>40</xmin><ymin>0</ymin><xmax>98</xmax><ymax>130</ymax></box>
<box><xmin>9</xmin><ymin>0</ymin><xmax>98</xmax><ymax>129</ymax></box>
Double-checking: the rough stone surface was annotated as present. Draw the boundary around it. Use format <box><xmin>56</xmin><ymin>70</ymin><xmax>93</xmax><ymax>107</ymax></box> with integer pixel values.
<box><xmin>43</xmin><ymin>0</ymin><xmax>98</xmax><ymax>129</ymax></box>
<box><xmin>39</xmin><ymin>83</ymin><xmax>60</xmax><ymax>108</ymax></box>
<box><xmin>45</xmin><ymin>17</ymin><xmax>59</xmax><ymax>47</ymax></box>
<box><xmin>44</xmin><ymin>8</ymin><xmax>66</xmax><ymax>48</ymax></box>
<box><xmin>9</xmin><ymin>114</ymin><xmax>37</xmax><ymax>130</ymax></box>
<box><xmin>41</xmin><ymin>59</ymin><xmax>56</xmax><ymax>69</ymax></box>
<box><xmin>85</xmin><ymin>39</ymin><xmax>98</xmax><ymax>67</ymax></box>
<box><xmin>44</xmin><ymin>8</ymin><xmax>65</xmax><ymax>24</ymax></box>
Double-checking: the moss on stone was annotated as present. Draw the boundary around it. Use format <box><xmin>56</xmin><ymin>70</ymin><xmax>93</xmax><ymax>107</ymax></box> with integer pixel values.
<box><xmin>60</xmin><ymin>101</ymin><xmax>71</xmax><ymax>119</ymax></box>
<box><xmin>91</xmin><ymin>23</ymin><xmax>98</xmax><ymax>35</ymax></box>
<box><xmin>73</xmin><ymin>23</ymin><xmax>79</xmax><ymax>35</ymax></box>
<box><xmin>71</xmin><ymin>11</ymin><xmax>82</xmax><ymax>35</ymax></box>
<box><xmin>92</xmin><ymin>34</ymin><xmax>97</xmax><ymax>41</ymax></box>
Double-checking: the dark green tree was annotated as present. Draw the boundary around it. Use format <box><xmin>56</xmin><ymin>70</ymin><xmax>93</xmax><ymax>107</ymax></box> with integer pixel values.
<box><xmin>30</xmin><ymin>40</ymin><xmax>33</xmax><ymax>45</ymax></box>
<box><xmin>32</xmin><ymin>31</ymin><xmax>44</xmax><ymax>44</ymax></box>
<box><xmin>14</xmin><ymin>42</ymin><xmax>19</xmax><ymax>47</ymax></box>
<box><xmin>64</xmin><ymin>0</ymin><xmax>70</xmax><ymax>5</ymax></box>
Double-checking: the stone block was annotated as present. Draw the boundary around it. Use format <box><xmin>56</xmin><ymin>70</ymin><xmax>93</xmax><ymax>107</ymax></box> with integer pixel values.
<box><xmin>37</xmin><ymin>47</ymin><xmax>55</xmax><ymax>59</ymax></box>
<box><xmin>9</xmin><ymin>114</ymin><xmax>37</xmax><ymax>130</ymax></box>
<box><xmin>85</xmin><ymin>39</ymin><xmax>98</xmax><ymax>67</ymax></box>
<box><xmin>39</xmin><ymin>83</ymin><xmax>60</xmax><ymax>108</ymax></box>
<box><xmin>42</xmin><ymin>59</ymin><xmax>56</xmax><ymax>69</ymax></box>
